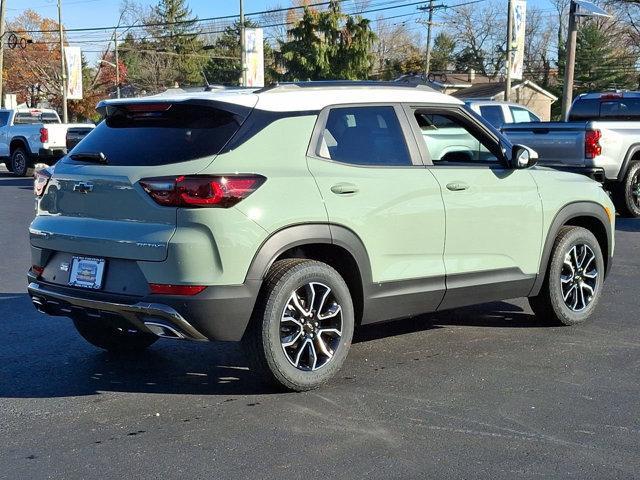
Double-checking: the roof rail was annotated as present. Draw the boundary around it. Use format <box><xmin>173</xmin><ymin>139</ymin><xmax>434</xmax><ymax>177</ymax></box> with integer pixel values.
<box><xmin>255</xmin><ymin>80</ymin><xmax>436</xmax><ymax>93</ymax></box>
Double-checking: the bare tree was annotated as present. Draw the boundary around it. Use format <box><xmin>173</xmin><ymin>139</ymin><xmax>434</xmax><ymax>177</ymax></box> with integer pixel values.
<box><xmin>443</xmin><ymin>1</ymin><xmax>506</xmax><ymax>77</ymax></box>
<box><xmin>372</xmin><ymin>15</ymin><xmax>421</xmax><ymax>77</ymax></box>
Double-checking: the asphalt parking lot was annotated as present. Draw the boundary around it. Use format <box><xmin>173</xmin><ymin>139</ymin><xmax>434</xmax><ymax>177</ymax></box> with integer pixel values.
<box><xmin>1</xmin><ymin>168</ymin><xmax>639</xmax><ymax>479</ymax></box>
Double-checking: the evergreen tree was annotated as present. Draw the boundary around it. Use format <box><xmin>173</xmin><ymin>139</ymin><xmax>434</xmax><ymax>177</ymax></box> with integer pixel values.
<box><xmin>151</xmin><ymin>0</ymin><xmax>205</xmax><ymax>86</ymax></box>
<box><xmin>430</xmin><ymin>33</ymin><xmax>456</xmax><ymax>72</ymax></box>
<box><xmin>279</xmin><ymin>0</ymin><xmax>376</xmax><ymax>80</ymax></box>
<box><xmin>203</xmin><ymin>21</ymin><xmax>277</xmax><ymax>85</ymax></box>
<box><xmin>572</xmin><ymin>23</ymin><xmax>636</xmax><ymax>93</ymax></box>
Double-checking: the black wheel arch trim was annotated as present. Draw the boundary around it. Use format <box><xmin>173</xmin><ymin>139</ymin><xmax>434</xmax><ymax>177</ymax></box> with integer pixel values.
<box><xmin>618</xmin><ymin>143</ymin><xmax>640</xmax><ymax>182</ymax></box>
<box><xmin>10</xmin><ymin>137</ymin><xmax>32</xmax><ymax>155</ymax></box>
<box><xmin>530</xmin><ymin>201</ymin><xmax>612</xmax><ymax>297</ymax></box>
<box><xmin>245</xmin><ymin>223</ymin><xmax>373</xmax><ymax>286</ymax></box>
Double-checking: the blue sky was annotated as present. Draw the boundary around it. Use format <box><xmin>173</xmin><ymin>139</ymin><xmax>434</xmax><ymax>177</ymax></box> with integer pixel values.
<box><xmin>7</xmin><ymin>0</ymin><xmax>555</xmax><ymax>62</ymax></box>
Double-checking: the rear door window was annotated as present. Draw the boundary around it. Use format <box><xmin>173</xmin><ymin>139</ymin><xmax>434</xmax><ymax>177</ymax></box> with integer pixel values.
<box><xmin>317</xmin><ymin>106</ymin><xmax>412</xmax><ymax>166</ymax></box>
<box><xmin>69</xmin><ymin>103</ymin><xmax>245</xmax><ymax>166</ymax></box>
<box><xmin>479</xmin><ymin>105</ymin><xmax>505</xmax><ymax>128</ymax></box>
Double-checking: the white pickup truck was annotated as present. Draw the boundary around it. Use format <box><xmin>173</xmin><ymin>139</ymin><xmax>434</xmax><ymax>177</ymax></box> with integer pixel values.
<box><xmin>502</xmin><ymin>91</ymin><xmax>640</xmax><ymax>218</ymax></box>
<box><xmin>0</xmin><ymin>108</ymin><xmax>94</xmax><ymax>176</ymax></box>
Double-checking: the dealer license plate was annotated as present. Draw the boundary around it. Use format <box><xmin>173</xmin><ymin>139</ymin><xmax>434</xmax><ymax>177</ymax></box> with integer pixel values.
<box><xmin>68</xmin><ymin>257</ymin><xmax>106</xmax><ymax>290</ymax></box>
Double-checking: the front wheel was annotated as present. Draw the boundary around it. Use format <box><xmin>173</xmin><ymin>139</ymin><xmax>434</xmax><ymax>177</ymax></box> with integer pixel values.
<box><xmin>612</xmin><ymin>161</ymin><xmax>640</xmax><ymax>218</ymax></box>
<box><xmin>529</xmin><ymin>226</ymin><xmax>605</xmax><ymax>326</ymax></box>
<box><xmin>242</xmin><ymin>259</ymin><xmax>355</xmax><ymax>391</ymax></box>
<box><xmin>73</xmin><ymin>317</ymin><xmax>158</xmax><ymax>352</ymax></box>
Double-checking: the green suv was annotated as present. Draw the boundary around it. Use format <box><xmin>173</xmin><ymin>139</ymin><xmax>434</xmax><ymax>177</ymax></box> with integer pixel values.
<box><xmin>28</xmin><ymin>82</ymin><xmax>615</xmax><ymax>391</ymax></box>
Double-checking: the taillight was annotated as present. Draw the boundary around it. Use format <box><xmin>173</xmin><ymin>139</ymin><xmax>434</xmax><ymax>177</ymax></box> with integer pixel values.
<box><xmin>34</xmin><ymin>168</ymin><xmax>52</xmax><ymax>197</ymax></box>
<box><xmin>31</xmin><ymin>265</ymin><xmax>44</xmax><ymax>277</ymax></box>
<box><xmin>149</xmin><ymin>284</ymin><xmax>206</xmax><ymax>295</ymax></box>
<box><xmin>139</xmin><ymin>175</ymin><xmax>265</xmax><ymax>208</ymax></box>
<box><xmin>585</xmin><ymin>129</ymin><xmax>602</xmax><ymax>159</ymax></box>
<box><xmin>40</xmin><ymin>127</ymin><xmax>48</xmax><ymax>143</ymax></box>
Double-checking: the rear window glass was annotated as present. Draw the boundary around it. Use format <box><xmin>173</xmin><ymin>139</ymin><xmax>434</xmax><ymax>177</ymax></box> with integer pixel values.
<box><xmin>69</xmin><ymin>103</ymin><xmax>243</xmax><ymax>166</ymax></box>
<box><xmin>569</xmin><ymin>97</ymin><xmax>640</xmax><ymax>121</ymax></box>
<box><xmin>510</xmin><ymin>106</ymin><xmax>540</xmax><ymax>123</ymax></box>
<box><xmin>15</xmin><ymin>112</ymin><xmax>59</xmax><ymax>124</ymax></box>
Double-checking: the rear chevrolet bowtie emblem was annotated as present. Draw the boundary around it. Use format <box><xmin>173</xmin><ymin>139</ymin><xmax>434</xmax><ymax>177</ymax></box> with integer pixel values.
<box><xmin>73</xmin><ymin>182</ymin><xmax>93</xmax><ymax>194</ymax></box>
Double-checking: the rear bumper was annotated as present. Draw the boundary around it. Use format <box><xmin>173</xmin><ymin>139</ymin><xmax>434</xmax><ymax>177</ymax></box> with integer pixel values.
<box><xmin>36</xmin><ymin>148</ymin><xmax>67</xmax><ymax>163</ymax></box>
<box><xmin>27</xmin><ymin>277</ymin><xmax>261</xmax><ymax>342</ymax></box>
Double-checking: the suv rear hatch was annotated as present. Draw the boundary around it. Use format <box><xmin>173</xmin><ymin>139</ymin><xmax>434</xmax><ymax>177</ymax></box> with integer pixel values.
<box><xmin>31</xmin><ymin>97</ymin><xmax>256</xmax><ymax>263</ymax></box>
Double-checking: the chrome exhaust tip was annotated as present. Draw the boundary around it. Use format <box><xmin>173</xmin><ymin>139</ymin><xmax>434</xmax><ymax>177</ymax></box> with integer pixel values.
<box><xmin>143</xmin><ymin>321</ymin><xmax>187</xmax><ymax>339</ymax></box>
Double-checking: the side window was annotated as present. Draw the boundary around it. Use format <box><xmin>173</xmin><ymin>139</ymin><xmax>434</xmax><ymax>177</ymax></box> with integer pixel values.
<box><xmin>318</xmin><ymin>106</ymin><xmax>412</xmax><ymax>166</ymax></box>
<box><xmin>479</xmin><ymin>105</ymin><xmax>505</xmax><ymax>128</ymax></box>
<box><xmin>413</xmin><ymin>110</ymin><xmax>500</xmax><ymax>165</ymax></box>
<box><xmin>510</xmin><ymin>106</ymin><xmax>539</xmax><ymax>123</ymax></box>
<box><xmin>0</xmin><ymin>112</ymin><xmax>9</xmax><ymax>127</ymax></box>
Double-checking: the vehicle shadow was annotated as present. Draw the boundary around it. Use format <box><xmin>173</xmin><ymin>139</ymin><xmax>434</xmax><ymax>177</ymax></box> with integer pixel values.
<box><xmin>0</xmin><ymin>176</ymin><xmax>32</xmax><ymax>186</ymax></box>
<box><xmin>0</xmin><ymin>294</ymin><xmax>538</xmax><ymax>399</ymax></box>
<box><xmin>616</xmin><ymin>218</ymin><xmax>640</xmax><ymax>232</ymax></box>
<box><xmin>354</xmin><ymin>301</ymin><xmax>539</xmax><ymax>344</ymax></box>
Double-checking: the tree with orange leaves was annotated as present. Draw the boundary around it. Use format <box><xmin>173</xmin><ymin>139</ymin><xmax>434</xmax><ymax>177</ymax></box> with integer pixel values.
<box><xmin>4</xmin><ymin>9</ymin><xmax>125</xmax><ymax>121</ymax></box>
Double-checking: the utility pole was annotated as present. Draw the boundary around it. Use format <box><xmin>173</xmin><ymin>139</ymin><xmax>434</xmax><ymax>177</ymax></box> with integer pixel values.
<box><xmin>504</xmin><ymin>0</ymin><xmax>513</xmax><ymax>101</ymax></box>
<box><xmin>114</xmin><ymin>28</ymin><xmax>120</xmax><ymax>98</ymax></box>
<box><xmin>561</xmin><ymin>0</ymin><xmax>578</xmax><ymax>120</ymax></box>
<box><xmin>418</xmin><ymin>0</ymin><xmax>435</xmax><ymax>76</ymax></box>
<box><xmin>57</xmin><ymin>0</ymin><xmax>68</xmax><ymax>122</ymax></box>
<box><xmin>0</xmin><ymin>0</ymin><xmax>6</xmax><ymax>108</ymax></box>
<box><xmin>239</xmin><ymin>0</ymin><xmax>246</xmax><ymax>87</ymax></box>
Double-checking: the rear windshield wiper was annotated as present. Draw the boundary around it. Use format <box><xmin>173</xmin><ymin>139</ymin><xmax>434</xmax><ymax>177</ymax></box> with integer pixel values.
<box><xmin>70</xmin><ymin>152</ymin><xmax>108</xmax><ymax>164</ymax></box>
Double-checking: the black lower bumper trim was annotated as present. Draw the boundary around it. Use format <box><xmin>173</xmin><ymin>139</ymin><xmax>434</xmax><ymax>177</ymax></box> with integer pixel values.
<box><xmin>27</xmin><ymin>279</ymin><xmax>262</xmax><ymax>342</ymax></box>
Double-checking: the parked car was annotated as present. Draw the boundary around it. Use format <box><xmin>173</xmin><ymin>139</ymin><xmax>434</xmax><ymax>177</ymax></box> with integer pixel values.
<box><xmin>28</xmin><ymin>82</ymin><xmax>615</xmax><ymax>391</ymax></box>
<box><xmin>465</xmin><ymin>100</ymin><xmax>541</xmax><ymax>128</ymax></box>
<box><xmin>501</xmin><ymin>91</ymin><xmax>640</xmax><ymax>217</ymax></box>
<box><xmin>0</xmin><ymin>108</ymin><xmax>94</xmax><ymax>176</ymax></box>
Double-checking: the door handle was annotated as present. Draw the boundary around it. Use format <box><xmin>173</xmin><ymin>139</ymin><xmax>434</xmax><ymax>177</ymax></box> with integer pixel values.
<box><xmin>330</xmin><ymin>183</ymin><xmax>359</xmax><ymax>195</ymax></box>
<box><xmin>446</xmin><ymin>182</ymin><xmax>469</xmax><ymax>192</ymax></box>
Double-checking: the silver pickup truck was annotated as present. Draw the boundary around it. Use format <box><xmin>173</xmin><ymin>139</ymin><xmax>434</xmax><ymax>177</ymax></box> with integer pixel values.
<box><xmin>0</xmin><ymin>108</ymin><xmax>94</xmax><ymax>176</ymax></box>
<box><xmin>502</xmin><ymin>91</ymin><xmax>640</xmax><ymax>218</ymax></box>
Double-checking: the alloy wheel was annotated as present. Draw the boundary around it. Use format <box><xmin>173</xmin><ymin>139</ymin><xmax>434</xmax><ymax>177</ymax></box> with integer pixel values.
<box><xmin>631</xmin><ymin>169</ymin><xmax>640</xmax><ymax>208</ymax></box>
<box><xmin>13</xmin><ymin>151</ymin><xmax>26</xmax><ymax>174</ymax></box>
<box><xmin>280</xmin><ymin>282</ymin><xmax>343</xmax><ymax>371</ymax></box>
<box><xmin>560</xmin><ymin>244</ymin><xmax>598</xmax><ymax>312</ymax></box>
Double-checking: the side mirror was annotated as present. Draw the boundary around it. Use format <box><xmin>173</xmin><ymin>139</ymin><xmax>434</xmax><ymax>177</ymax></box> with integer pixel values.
<box><xmin>512</xmin><ymin>144</ymin><xmax>538</xmax><ymax>169</ymax></box>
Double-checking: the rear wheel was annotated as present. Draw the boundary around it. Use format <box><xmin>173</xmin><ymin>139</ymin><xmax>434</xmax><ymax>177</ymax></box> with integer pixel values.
<box><xmin>10</xmin><ymin>147</ymin><xmax>34</xmax><ymax>177</ymax></box>
<box><xmin>3</xmin><ymin>159</ymin><xmax>13</xmax><ymax>172</ymax></box>
<box><xmin>529</xmin><ymin>226</ymin><xmax>604</xmax><ymax>326</ymax></box>
<box><xmin>242</xmin><ymin>259</ymin><xmax>355</xmax><ymax>391</ymax></box>
<box><xmin>612</xmin><ymin>161</ymin><xmax>640</xmax><ymax>218</ymax></box>
<box><xmin>72</xmin><ymin>317</ymin><xmax>158</xmax><ymax>352</ymax></box>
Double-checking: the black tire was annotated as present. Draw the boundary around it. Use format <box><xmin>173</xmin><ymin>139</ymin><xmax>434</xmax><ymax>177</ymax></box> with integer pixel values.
<box><xmin>529</xmin><ymin>226</ymin><xmax>605</xmax><ymax>326</ymax></box>
<box><xmin>10</xmin><ymin>147</ymin><xmax>34</xmax><ymax>177</ymax></box>
<box><xmin>72</xmin><ymin>317</ymin><xmax>158</xmax><ymax>352</ymax></box>
<box><xmin>242</xmin><ymin>259</ymin><xmax>355</xmax><ymax>391</ymax></box>
<box><xmin>3</xmin><ymin>160</ymin><xmax>13</xmax><ymax>172</ymax></box>
<box><xmin>612</xmin><ymin>161</ymin><xmax>640</xmax><ymax>218</ymax></box>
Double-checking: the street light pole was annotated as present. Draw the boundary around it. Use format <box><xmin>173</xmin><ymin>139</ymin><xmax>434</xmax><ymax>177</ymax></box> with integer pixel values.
<box><xmin>504</xmin><ymin>0</ymin><xmax>513</xmax><ymax>101</ymax></box>
<box><xmin>0</xmin><ymin>0</ymin><xmax>7</xmax><ymax>108</ymax></box>
<box><xmin>561</xmin><ymin>0</ymin><xmax>578</xmax><ymax>120</ymax></box>
<box><xmin>240</xmin><ymin>0</ymin><xmax>246</xmax><ymax>87</ymax></box>
<box><xmin>57</xmin><ymin>0</ymin><xmax>68</xmax><ymax>122</ymax></box>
